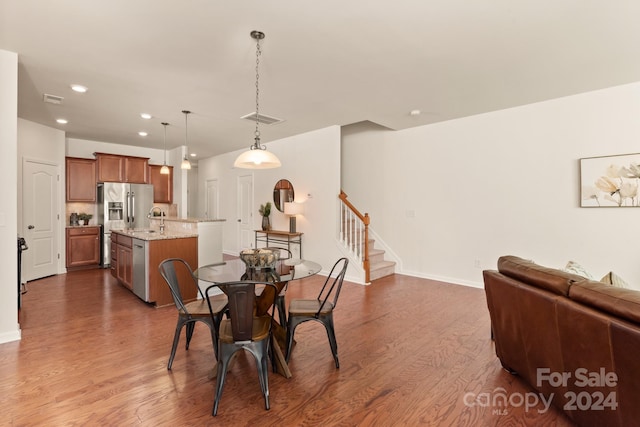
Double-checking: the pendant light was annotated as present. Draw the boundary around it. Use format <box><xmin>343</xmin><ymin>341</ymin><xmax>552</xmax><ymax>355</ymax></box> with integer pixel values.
<box><xmin>181</xmin><ymin>110</ymin><xmax>192</xmax><ymax>170</ymax></box>
<box><xmin>234</xmin><ymin>30</ymin><xmax>281</xmax><ymax>169</ymax></box>
<box><xmin>160</xmin><ymin>122</ymin><xmax>170</xmax><ymax>175</ymax></box>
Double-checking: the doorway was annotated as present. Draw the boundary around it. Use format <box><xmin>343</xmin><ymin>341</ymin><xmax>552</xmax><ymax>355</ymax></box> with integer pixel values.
<box><xmin>237</xmin><ymin>174</ymin><xmax>253</xmax><ymax>251</ymax></box>
<box><xmin>205</xmin><ymin>178</ymin><xmax>219</xmax><ymax>220</ymax></box>
<box><xmin>22</xmin><ymin>159</ymin><xmax>60</xmax><ymax>281</ymax></box>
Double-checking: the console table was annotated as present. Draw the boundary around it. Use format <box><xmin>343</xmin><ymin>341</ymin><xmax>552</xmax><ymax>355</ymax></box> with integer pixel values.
<box><xmin>255</xmin><ymin>229</ymin><xmax>303</xmax><ymax>258</ymax></box>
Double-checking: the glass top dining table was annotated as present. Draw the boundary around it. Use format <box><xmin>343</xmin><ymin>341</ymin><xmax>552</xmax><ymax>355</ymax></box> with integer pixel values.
<box><xmin>193</xmin><ymin>257</ymin><xmax>322</xmax><ymax>379</ymax></box>
<box><xmin>194</xmin><ymin>258</ymin><xmax>322</xmax><ymax>285</ymax></box>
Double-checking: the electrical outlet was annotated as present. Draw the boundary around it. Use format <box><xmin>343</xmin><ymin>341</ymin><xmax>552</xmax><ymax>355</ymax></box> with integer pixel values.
<box><xmin>474</xmin><ymin>259</ymin><xmax>481</xmax><ymax>269</ymax></box>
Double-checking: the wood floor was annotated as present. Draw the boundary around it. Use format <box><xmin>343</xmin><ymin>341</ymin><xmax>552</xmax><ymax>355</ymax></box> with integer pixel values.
<box><xmin>0</xmin><ymin>267</ymin><xmax>575</xmax><ymax>426</ymax></box>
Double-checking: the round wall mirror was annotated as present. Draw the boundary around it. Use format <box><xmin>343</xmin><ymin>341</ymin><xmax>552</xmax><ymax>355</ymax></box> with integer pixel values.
<box><xmin>273</xmin><ymin>179</ymin><xmax>294</xmax><ymax>212</ymax></box>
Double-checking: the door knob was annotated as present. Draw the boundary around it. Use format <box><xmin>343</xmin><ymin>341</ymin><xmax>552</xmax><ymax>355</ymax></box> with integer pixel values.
<box><xmin>28</xmin><ymin>225</ymin><xmax>35</xmax><ymax>229</ymax></box>
<box><xmin>237</xmin><ymin>219</ymin><xmax>241</xmax><ymax>222</ymax></box>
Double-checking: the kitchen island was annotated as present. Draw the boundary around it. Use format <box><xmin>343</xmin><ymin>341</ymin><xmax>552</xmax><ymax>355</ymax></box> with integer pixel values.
<box><xmin>110</xmin><ymin>229</ymin><xmax>198</xmax><ymax>306</ymax></box>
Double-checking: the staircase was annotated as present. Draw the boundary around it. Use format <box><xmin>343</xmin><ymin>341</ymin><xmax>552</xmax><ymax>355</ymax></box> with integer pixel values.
<box><xmin>368</xmin><ymin>240</ymin><xmax>396</xmax><ymax>281</ymax></box>
<box><xmin>338</xmin><ymin>191</ymin><xmax>396</xmax><ymax>283</ymax></box>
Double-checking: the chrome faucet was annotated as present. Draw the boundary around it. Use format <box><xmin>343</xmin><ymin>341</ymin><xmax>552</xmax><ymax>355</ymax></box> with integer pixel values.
<box><xmin>148</xmin><ymin>206</ymin><xmax>165</xmax><ymax>234</ymax></box>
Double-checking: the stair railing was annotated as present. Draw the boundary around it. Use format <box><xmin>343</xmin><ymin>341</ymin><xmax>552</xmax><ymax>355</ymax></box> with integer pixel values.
<box><xmin>338</xmin><ymin>190</ymin><xmax>370</xmax><ymax>283</ymax></box>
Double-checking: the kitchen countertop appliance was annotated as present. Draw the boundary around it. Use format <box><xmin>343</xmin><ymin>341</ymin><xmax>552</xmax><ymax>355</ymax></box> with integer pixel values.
<box><xmin>97</xmin><ymin>182</ymin><xmax>154</xmax><ymax>267</ymax></box>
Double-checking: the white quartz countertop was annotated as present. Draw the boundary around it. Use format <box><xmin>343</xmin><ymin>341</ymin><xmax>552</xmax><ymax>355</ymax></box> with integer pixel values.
<box><xmin>149</xmin><ymin>216</ymin><xmax>226</xmax><ymax>223</ymax></box>
<box><xmin>111</xmin><ymin>229</ymin><xmax>198</xmax><ymax>241</ymax></box>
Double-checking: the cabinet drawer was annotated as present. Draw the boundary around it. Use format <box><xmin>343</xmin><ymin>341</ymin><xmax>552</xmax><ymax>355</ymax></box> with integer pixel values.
<box><xmin>67</xmin><ymin>226</ymin><xmax>99</xmax><ymax>236</ymax></box>
<box><xmin>118</xmin><ymin>235</ymin><xmax>132</xmax><ymax>248</ymax></box>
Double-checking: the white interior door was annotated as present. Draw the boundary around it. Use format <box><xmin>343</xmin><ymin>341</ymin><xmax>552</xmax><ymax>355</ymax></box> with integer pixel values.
<box><xmin>23</xmin><ymin>160</ymin><xmax>59</xmax><ymax>281</ymax></box>
<box><xmin>205</xmin><ymin>178</ymin><xmax>219</xmax><ymax>220</ymax></box>
<box><xmin>237</xmin><ymin>174</ymin><xmax>253</xmax><ymax>250</ymax></box>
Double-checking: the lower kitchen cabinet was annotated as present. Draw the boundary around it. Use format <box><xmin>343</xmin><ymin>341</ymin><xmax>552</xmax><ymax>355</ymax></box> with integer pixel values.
<box><xmin>66</xmin><ymin>226</ymin><xmax>101</xmax><ymax>269</ymax></box>
<box><xmin>114</xmin><ymin>235</ymin><xmax>133</xmax><ymax>290</ymax></box>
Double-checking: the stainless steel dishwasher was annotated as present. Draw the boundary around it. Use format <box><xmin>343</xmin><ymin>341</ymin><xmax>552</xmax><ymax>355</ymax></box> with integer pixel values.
<box><xmin>132</xmin><ymin>238</ymin><xmax>149</xmax><ymax>302</ymax></box>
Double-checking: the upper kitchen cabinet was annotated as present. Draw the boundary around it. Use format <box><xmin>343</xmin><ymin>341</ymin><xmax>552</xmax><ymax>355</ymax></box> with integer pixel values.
<box><xmin>149</xmin><ymin>164</ymin><xmax>173</xmax><ymax>203</ymax></box>
<box><xmin>66</xmin><ymin>157</ymin><xmax>96</xmax><ymax>202</ymax></box>
<box><xmin>95</xmin><ymin>153</ymin><xmax>149</xmax><ymax>183</ymax></box>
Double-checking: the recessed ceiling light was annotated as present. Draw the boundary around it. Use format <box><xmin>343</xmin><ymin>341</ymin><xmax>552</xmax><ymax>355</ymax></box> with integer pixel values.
<box><xmin>56</xmin><ymin>118</ymin><xmax>68</xmax><ymax>124</ymax></box>
<box><xmin>138</xmin><ymin>131</ymin><xmax>148</xmax><ymax>137</ymax></box>
<box><xmin>140</xmin><ymin>113</ymin><xmax>152</xmax><ymax>119</ymax></box>
<box><xmin>70</xmin><ymin>84</ymin><xmax>88</xmax><ymax>93</ymax></box>
<box><xmin>410</xmin><ymin>109</ymin><xmax>421</xmax><ymax>116</ymax></box>
<box><xmin>190</xmin><ymin>153</ymin><xmax>197</xmax><ymax>157</ymax></box>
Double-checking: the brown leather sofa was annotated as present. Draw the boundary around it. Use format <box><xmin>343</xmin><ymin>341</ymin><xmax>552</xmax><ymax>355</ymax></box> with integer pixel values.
<box><xmin>483</xmin><ymin>255</ymin><xmax>640</xmax><ymax>427</ymax></box>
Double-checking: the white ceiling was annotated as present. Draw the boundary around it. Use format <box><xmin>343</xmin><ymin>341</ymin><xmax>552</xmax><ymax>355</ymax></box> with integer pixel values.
<box><xmin>2</xmin><ymin>1</ymin><xmax>640</xmax><ymax>160</ymax></box>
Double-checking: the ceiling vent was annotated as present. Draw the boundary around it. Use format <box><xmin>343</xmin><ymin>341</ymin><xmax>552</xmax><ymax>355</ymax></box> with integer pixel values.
<box><xmin>43</xmin><ymin>93</ymin><xmax>64</xmax><ymax>104</ymax></box>
<box><xmin>241</xmin><ymin>112</ymin><xmax>284</xmax><ymax>125</ymax></box>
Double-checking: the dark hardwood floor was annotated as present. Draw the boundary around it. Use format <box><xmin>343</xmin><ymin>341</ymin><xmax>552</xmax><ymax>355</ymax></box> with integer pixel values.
<box><xmin>0</xmin><ymin>266</ymin><xmax>575</xmax><ymax>426</ymax></box>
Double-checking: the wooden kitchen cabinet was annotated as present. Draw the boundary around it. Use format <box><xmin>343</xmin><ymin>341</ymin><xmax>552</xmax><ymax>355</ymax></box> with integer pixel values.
<box><xmin>66</xmin><ymin>226</ymin><xmax>101</xmax><ymax>269</ymax></box>
<box><xmin>124</xmin><ymin>156</ymin><xmax>149</xmax><ymax>183</ymax></box>
<box><xmin>66</xmin><ymin>157</ymin><xmax>96</xmax><ymax>202</ymax></box>
<box><xmin>149</xmin><ymin>164</ymin><xmax>173</xmax><ymax>203</ymax></box>
<box><xmin>115</xmin><ymin>234</ymin><xmax>133</xmax><ymax>290</ymax></box>
<box><xmin>95</xmin><ymin>153</ymin><xmax>149</xmax><ymax>183</ymax></box>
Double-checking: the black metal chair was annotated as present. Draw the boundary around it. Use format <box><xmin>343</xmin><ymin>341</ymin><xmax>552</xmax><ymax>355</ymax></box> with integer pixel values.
<box><xmin>285</xmin><ymin>257</ymin><xmax>349</xmax><ymax>368</ymax></box>
<box><xmin>206</xmin><ymin>280</ymin><xmax>279</xmax><ymax>416</ymax></box>
<box><xmin>263</xmin><ymin>247</ymin><xmax>293</xmax><ymax>326</ymax></box>
<box><xmin>158</xmin><ymin>258</ymin><xmax>228</xmax><ymax>369</ymax></box>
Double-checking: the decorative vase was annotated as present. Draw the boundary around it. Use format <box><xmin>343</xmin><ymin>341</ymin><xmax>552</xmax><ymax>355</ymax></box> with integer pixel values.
<box><xmin>261</xmin><ymin>216</ymin><xmax>271</xmax><ymax>231</ymax></box>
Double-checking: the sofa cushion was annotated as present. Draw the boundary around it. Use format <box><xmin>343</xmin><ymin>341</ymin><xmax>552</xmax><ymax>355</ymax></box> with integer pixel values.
<box><xmin>600</xmin><ymin>271</ymin><xmax>630</xmax><ymax>288</ymax></box>
<box><xmin>497</xmin><ymin>256</ymin><xmax>580</xmax><ymax>296</ymax></box>
<box><xmin>570</xmin><ymin>280</ymin><xmax>640</xmax><ymax>325</ymax></box>
<box><xmin>562</xmin><ymin>260</ymin><xmax>594</xmax><ymax>279</ymax></box>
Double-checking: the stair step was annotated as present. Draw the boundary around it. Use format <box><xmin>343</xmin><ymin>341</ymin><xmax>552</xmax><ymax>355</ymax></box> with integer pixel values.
<box><xmin>370</xmin><ymin>260</ymin><xmax>396</xmax><ymax>281</ymax></box>
<box><xmin>369</xmin><ymin>248</ymin><xmax>385</xmax><ymax>264</ymax></box>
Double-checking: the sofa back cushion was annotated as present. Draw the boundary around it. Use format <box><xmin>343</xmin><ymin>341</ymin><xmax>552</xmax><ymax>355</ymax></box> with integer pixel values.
<box><xmin>569</xmin><ymin>280</ymin><xmax>640</xmax><ymax>325</ymax></box>
<box><xmin>497</xmin><ymin>256</ymin><xmax>580</xmax><ymax>296</ymax></box>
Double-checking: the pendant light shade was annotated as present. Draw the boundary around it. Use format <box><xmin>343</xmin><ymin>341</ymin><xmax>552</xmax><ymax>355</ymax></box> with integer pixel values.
<box><xmin>160</xmin><ymin>122</ymin><xmax>170</xmax><ymax>175</ymax></box>
<box><xmin>234</xmin><ymin>30</ymin><xmax>281</xmax><ymax>169</ymax></box>
<box><xmin>181</xmin><ymin>110</ymin><xmax>192</xmax><ymax>170</ymax></box>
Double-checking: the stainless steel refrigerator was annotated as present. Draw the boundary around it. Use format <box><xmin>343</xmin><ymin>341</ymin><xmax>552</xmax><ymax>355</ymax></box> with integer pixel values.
<box><xmin>97</xmin><ymin>182</ymin><xmax>154</xmax><ymax>267</ymax></box>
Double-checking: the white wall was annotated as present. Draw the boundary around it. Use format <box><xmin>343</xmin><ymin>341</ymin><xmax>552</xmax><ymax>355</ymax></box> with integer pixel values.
<box><xmin>0</xmin><ymin>50</ymin><xmax>20</xmax><ymax>343</ymax></box>
<box><xmin>198</xmin><ymin>126</ymin><xmax>344</xmax><ymax>277</ymax></box>
<box><xmin>67</xmin><ymin>138</ymin><xmax>167</xmax><ymax>164</ymax></box>
<box><xmin>17</xmin><ymin>119</ymin><xmax>67</xmax><ymax>279</ymax></box>
<box><xmin>343</xmin><ymin>82</ymin><xmax>640</xmax><ymax>289</ymax></box>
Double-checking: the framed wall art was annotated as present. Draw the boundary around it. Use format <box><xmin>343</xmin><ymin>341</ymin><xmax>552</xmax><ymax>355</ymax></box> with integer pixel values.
<box><xmin>580</xmin><ymin>153</ymin><xmax>640</xmax><ymax>207</ymax></box>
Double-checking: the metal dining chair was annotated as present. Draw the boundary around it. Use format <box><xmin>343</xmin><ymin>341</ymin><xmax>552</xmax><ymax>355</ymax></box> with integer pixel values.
<box><xmin>285</xmin><ymin>257</ymin><xmax>349</xmax><ymax>368</ymax></box>
<box><xmin>206</xmin><ymin>280</ymin><xmax>279</xmax><ymax>416</ymax></box>
<box><xmin>158</xmin><ymin>258</ymin><xmax>228</xmax><ymax>369</ymax></box>
<box><xmin>263</xmin><ymin>247</ymin><xmax>293</xmax><ymax>326</ymax></box>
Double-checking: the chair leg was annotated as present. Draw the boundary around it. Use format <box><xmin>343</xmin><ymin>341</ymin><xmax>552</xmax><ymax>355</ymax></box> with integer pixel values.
<box><xmin>276</xmin><ymin>295</ymin><xmax>287</xmax><ymax>326</ymax></box>
<box><xmin>323</xmin><ymin>315</ymin><xmax>339</xmax><ymax>369</ymax></box>
<box><xmin>250</xmin><ymin>341</ymin><xmax>271</xmax><ymax>411</ymax></box>
<box><xmin>212</xmin><ymin>345</ymin><xmax>234</xmax><ymax>416</ymax></box>
<box><xmin>285</xmin><ymin>318</ymin><xmax>303</xmax><ymax>363</ymax></box>
<box><xmin>185</xmin><ymin>322</ymin><xmax>195</xmax><ymax>349</ymax></box>
<box><xmin>168</xmin><ymin>318</ymin><xmax>185</xmax><ymax>370</ymax></box>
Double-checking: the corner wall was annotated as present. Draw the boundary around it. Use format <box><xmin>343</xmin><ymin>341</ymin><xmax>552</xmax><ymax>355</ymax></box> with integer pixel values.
<box><xmin>343</xmin><ymin>82</ymin><xmax>640</xmax><ymax>289</ymax></box>
<box><xmin>0</xmin><ymin>50</ymin><xmax>20</xmax><ymax>343</ymax></box>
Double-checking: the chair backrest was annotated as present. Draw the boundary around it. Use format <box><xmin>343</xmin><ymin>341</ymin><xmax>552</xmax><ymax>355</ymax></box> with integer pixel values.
<box><xmin>159</xmin><ymin>258</ymin><xmax>203</xmax><ymax>314</ymax></box>
<box><xmin>316</xmin><ymin>258</ymin><xmax>349</xmax><ymax>315</ymax></box>
<box><xmin>206</xmin><ymin>281</ymin><xmax>278</xmax><ymax>342</ymax></box>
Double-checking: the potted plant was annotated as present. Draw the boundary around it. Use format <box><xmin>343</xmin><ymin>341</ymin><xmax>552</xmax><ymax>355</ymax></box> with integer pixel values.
<box><xmin>78</xmin><ymin>213</ymin><xmax>93</xmax><ymax>225</ymax></box>
<box><xmin>259</xmin><ymin>202</ymin><xmax>272</xmax><ymax>231</ymax></box>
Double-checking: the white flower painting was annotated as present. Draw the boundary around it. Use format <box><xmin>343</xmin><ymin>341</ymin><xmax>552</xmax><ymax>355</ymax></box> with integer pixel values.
<box><xmin>580</xmin><ymin>153</ymin><xmax>640</xmax><ymax>207</ymax></box>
